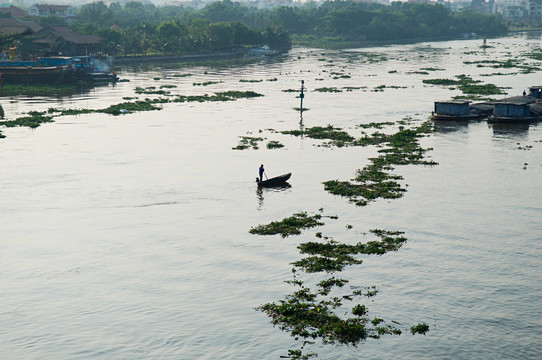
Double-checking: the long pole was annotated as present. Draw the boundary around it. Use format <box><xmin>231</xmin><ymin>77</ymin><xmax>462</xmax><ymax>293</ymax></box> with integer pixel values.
<box><xmin>300</xmin><ymin>80</ymin><xmax>304</xmax><ymax>111</ymax></box>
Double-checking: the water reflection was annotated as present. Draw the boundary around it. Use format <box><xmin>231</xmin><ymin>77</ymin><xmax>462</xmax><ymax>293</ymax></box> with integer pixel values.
<box><xmin>256</xmin><ymin>183</ymin><xmax>292</xmax><ymax>210</ymax></box>
<box><xmin>432</xmin><ymin>119</ymin><xmax>470</xmax><ymax>134</ymax></box>
<box><xmin>489</xmin><ymin>122</ymin><xmax>532</xmax><ymax>137</ymax></box>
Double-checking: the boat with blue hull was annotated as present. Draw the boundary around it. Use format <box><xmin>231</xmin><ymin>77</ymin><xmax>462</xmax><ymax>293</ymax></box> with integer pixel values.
<box><xmin>0</xmin><ymin>56</ymin><xmax>117</xmax><ymax>84</ymax></box>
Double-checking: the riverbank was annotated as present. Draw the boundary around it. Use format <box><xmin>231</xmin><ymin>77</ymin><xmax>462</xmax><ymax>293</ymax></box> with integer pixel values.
<box><xmin>113</xmin><ymin>49</ymin><xmax>264</xmax><ymax>65</ymax></box>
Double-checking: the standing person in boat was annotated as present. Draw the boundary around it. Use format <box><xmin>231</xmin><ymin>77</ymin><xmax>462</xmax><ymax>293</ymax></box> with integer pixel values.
<box><xmin>259</xmin><ymin>164</ymin><xmax>265</xmax><ymax>182</ymax></box>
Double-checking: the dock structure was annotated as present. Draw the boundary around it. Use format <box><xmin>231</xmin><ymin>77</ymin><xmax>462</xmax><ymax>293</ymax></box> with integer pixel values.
<box><xmin>433</xmin><ymin>86</ymin><xmax>542</xmax><ymax>123</ymax></box>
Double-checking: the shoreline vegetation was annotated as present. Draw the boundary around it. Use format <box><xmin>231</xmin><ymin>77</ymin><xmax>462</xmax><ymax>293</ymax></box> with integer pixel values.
<box><xmin>25</xmin><ymin>1</ymin><xmax>508</xmax><ymax>61</ymax></box>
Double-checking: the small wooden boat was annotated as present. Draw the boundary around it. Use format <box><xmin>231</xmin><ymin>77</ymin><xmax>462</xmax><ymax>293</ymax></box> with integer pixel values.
<box><xmin>256</xmin><ymin>173</ymin><xmax>291</xmax><ymax>187</ymax></box>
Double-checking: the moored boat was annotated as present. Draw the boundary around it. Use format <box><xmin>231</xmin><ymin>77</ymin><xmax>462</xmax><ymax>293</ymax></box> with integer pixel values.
<box><xmin>430</xmin><ymin>100</ymin><xmax>487</xmax><ymax>121</ymax></box>
<box><xmin>0</xmin><ymin>61</ymin><xmax>73</xmax><ymax>84</ymax></box>
<box><xmin>487</xmin><ymin>100</ymin><xmax>540</xmax><ymax>123</ymax></box>
<box><xmin>72</xmin><ymin>56</ymin><xmax>118</xmax><ymax>82</ymax></box>
<box><xmin>256</xmin><ymin>173</ymin><xmax>291</xmax><ymax>187</ymax></box>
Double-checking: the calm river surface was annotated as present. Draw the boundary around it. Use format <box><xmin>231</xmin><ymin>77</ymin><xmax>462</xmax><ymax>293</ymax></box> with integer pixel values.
<box><xmin>1</xmin><ymin>33</ymin><xmax>541</xmax><ymax>359</ymax></box>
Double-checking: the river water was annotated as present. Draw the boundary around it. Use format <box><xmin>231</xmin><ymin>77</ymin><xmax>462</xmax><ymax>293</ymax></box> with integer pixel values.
<box><xmin>1</xmin><ymin>33</ymin><xmax>541</xmax><ymax>359</ymax></box>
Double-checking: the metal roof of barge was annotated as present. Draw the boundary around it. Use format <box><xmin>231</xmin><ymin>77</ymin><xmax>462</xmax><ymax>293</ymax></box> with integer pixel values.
<box><xmin>434</xmin><ymin>100</ymin><xmax>471</xmax><ymax>104</ymax></box>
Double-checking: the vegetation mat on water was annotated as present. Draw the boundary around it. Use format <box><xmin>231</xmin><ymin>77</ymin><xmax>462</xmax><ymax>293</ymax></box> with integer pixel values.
<box><xmin>463</xmin><ymin>59</ymin><xmax>541</xmax><ymax>74</ymax></box>
<box><xmin>1</xmin><ymin>82</ymin><xmax>91</xmax><ymax>97</ymax></box>
<box><xmin>252</xmin><ymin>211</ymin><xmax>428</xmax><ymax>359</ymax></box>
<box><xmin>249</xmin><ymin>212</ymin><xmax>324</xmax><ymax>237</ymax></box>
<box><xmin>0</xmin><ymin>112</ymin><xmax>54</xmax><ymax>129</ymax></box>
<box><xmin>423</xmin><ymin>75</ymin><xmax>506</xmax><ymax>95</ymax></box>
<box><xmin>232</xmin><ymin>136</ymin><xmax>264</xmax><ymax>150</ymax></box>
<box><xmin>323</xmin><ymin>119</ymin><xmax>437</xmax><ymax>206</ymax></box>
<box><xmin>281</xmin><ymin>125</ymin><xmax>355</xmax><ymax>147</ymax></box>
<box><xmin>1</xmin><ymin>91</ymin><xmax>263</xmax><ymax>138</ymax></box>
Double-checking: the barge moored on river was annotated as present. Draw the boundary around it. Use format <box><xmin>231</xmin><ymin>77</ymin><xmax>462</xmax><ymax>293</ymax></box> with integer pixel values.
<box><xmin>432</xmin><ymin>86</ymin><xmax>542</xmax><ymax>123</ymax></box>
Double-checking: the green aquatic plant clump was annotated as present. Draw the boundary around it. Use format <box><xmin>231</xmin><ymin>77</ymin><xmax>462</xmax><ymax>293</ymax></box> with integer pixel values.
<box><xmin>294</xmin><ymin>230</ymin><xmax>407</xmax><ymax>273</ymax></box>
<box><xmin>1</xmin><ymin>82</ymin><xmax>90</xmax><ymax>97</ymax></box>
<box><xmin>324</xmin><ymin>120</ymin><xmax>436</xmax><ymax>206</ymax></box>
<box><xmin>232</xmin><ymin>136</ymin><xmax>264</xmax><ymax>150</ymax></box>
<box><xmin>135</xmin><ymin>86</ymin><xmax>171</xmax><ymax>95</ymax></box>
<box><xmin>357</xmin><ymin>121</ymin><xmax>395</xmax><ymax>129</ymax></box>
<box><xmin>174</xmin><ymin>91</ymin><xmax>263</xmax><ymax>103</ymax></box>
<box><xmin>193</xmin><ymin>81</ymin><xmax>221</xmax><ymax>86</ymax></box>
<box><xmin>0</xmin><ymin>112</ymin><xmax>54</xmax><ymax>128</ymax></box>
<box><xmin>423</xmin><ymin>75</ymin><xmax>505</xmax><ymax>95</ymax></box>
<box><xmin>315</xmin><ymin>87</ymin><xmax>342</xmax><ymax>93</ymax></box>
<box><xmin>281</xmin><ymin>125</ymin><xmax>355</xmax><ymax>146</ymax></box>
<box><xmin>249</xmin><ymin>212</ymin><xmax>324</xmax><ymax>237</ymax></box>
<box><xmin>101</xmin><ymin>99</ymin><xmax>164</xmax><ymax>115</ymax></box>
<box><xmin>411</xmin><ymin>323</ymin><xmax>430</xmax><ymax>335</ymax></box>
<box><xmin>256</xmin><ymin>229</ymin><xmax>413</xmax><ymax>358</ymax></box>
<box><xmin>266</xmin><ymin>140</ymin><xmax>284</xmax><ymax>149</ymax></box>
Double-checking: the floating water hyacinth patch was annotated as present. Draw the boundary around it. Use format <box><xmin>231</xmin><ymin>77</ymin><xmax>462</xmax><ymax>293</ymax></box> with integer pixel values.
<box><xmin>453</xmin><ymin>94</ymin><xmax>495</xmax><ymax>101</ymax></box>
<box><xmin>249</xmin><ymin>212</ymin><xmax>324</xmax><ymax>237</ymax></box>
<box><xmin>293</xmin><ymin>230</ymin><xmax>407</xmax><ymax>273</ymax></box>
<box><xmin>528</xmin><ymin>51</ymin><xmax>542</xmax><ymax>61</ymax></box>
<box><xmin>101</xmin><ymin>100</ymin><xmax>164</xmax><ymax>115</ymax></box>
<box><xmin>420</xmin><ymin>67</ymin><xmax>445</xmax><ymax>71</ymax></box>
<box><xmin>174</xmin><ymin>91</ymin><xmax>263</xmax><ymax>103</ymax></box>
<box><xmin>357</xmin><ymin>121</ymin><xmax>395</xmax><ymax>129</ymax></box>
<box><xmin>343</xmin><ymin>86</ymin><xmax>367</xmax><ymax>91</ymax></box>
<box><xmin>323</xmin><ymin>120</ymin><xmax>437</xmax><ymax>206</ymax></box>
<box><xmin>281</xmin><ymin>125</ymin><xmax>354</xmax><ymax>144</ymax></box>
<box><xmin>1</xmin><ymin>82</ymin><xmax>89</xmax><ymax>97</ymax></box>
<box><xmin>239</xmin><ymin>79</ymin><xmax>262</xmax><ymax>83</ymax></box>
<box><xmin>423</xmin><ymin>75</ymin><xmax>505</xmax><ymax>95</ymax></box>
<box><xmin>135</xmin><ymin>86</ymin><xmax>171</xmax><ymax>95</ymax></box>
<box><xmin>0</xmin><ymin>112</ymin><xmax>54</xmax><ymax>128</ymax></box>
<box><xmin>314</xmin><ymin>87</ymin><xmax>342</xmax><ymax>93</ymax></box>
<box><xmin>266</xmin><ymin>140</ymin><xmax>284</xmax><ymax>149</ymax></box>
<box><xmin>373</xmin><ymin>85</ymin><xmax>408</xmax><ymax>92</ymax></box>
<box><xmin>232</xmin><ymin>136</ymin><xmax>264</xmax><ymax>150</ymax></box>
<box><xmin>255</xmin><ymin>226</ymin><xmax>420</xmax><ymax>359</ymax></box>
<box><xmin>193</xmin><ymin>81</ymin><xmax>222</xmax><ymax>86</ymax></box>
<box><xmin>410</xmin><ymin>323</ymin><xmax>429</xmax><ymax>335</ymax></box>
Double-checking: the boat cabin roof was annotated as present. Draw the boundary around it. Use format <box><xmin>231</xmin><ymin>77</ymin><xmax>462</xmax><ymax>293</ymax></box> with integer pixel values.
<box><xmin>435</xmin><ymin>100</ymin><xmax>471</xmax><ymax>105</ymax></box>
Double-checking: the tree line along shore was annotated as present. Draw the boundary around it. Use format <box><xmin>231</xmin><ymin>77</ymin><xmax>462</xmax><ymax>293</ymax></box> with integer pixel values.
<box><xmin>5</xmin><ymin>1</ymin><xmax>511</xmax><ymax>59</ymax></box>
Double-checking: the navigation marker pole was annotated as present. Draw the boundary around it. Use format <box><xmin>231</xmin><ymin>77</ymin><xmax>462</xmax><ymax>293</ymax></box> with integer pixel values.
<box><xmin>299</xmin><ymin>79</ymin><xmax>305</xmax><ymax>123</ymax></box>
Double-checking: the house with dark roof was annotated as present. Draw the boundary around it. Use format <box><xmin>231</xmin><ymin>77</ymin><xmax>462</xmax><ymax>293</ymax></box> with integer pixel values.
<box><xmin>32</xmin><ymin>26</ymin><xmax>101</xmax><ymax>56</ymax></box>
<box><xmin>0</xmin><ymin>17</ymin><xmax>41</xmax><ymax>36</ymax></box>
